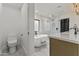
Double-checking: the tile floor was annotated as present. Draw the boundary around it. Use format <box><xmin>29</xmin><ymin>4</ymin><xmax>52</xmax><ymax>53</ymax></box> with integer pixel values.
<box><xmin>0</xmin><ymin>46</ymin><xmax>26</xmax><ymax>56</ymax></box>
<box><xmin>0</xmin><ymin>45</ymin><xmax>49</xmax><ymax>56</ymax></box>
<box><xmin>0</xmin><ymin>40</ymin><xmax>49</xmax><ymax>56</ymax></box>
<box><xmin>32</xmin><ymin>43</ymin><xmax>49</xmax><ymax>56</ymax></box>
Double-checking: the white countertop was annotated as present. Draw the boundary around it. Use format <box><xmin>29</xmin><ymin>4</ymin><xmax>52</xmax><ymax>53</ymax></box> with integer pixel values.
<box><xmin>34</xmin><ymin>34</ymin><xmax>48</xmax><ymax>39</ymax></box>
<box><xmin>49</xmin><ymin>32</ymin><xmax>79</xmax><ymax>44</ymax></box>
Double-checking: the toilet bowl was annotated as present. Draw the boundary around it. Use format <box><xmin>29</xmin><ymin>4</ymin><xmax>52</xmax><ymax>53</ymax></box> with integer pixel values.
<box><xmin>7</xmin><ymin>34</ymin><xmax>17</xmax><ymax>54</ymax></box>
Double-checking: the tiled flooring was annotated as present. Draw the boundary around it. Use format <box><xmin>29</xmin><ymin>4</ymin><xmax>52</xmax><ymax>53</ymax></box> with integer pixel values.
<box><xmin>0</xmin><ymin>40</ymin><xmax>49</xmax><ymax>56</ymax></box>
<box><xmin>0</xmin><ymin>46</ymin><xmax>26</xmax><ymax>56</ymax></box>
<box><xmin>32</xmin><ymin>43</ymin><xmax>49</xmax><ymax>56</ymax></box>
<box><xmin>0</xmin><ymin>45</ymin><xmax>49</xmax><ymax>56</ymax></box>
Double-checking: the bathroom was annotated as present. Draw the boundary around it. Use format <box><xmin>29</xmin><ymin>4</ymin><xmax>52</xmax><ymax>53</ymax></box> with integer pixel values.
<box><xmin>0</xmin><ymin>1</ymin><xmax>78</xmax><ymax>59</ymax></box>
<box><xmin>1</xmin><ymin>3</ymin><xmax>79</xmax><ymax>56</ymax></box>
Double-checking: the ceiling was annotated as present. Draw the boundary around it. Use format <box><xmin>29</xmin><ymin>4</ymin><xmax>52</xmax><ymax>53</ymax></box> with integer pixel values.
<box><xmin>2</xmin><ymin>3</ymin><xmax>24</xmax><ymax>10</ymax></box>
<box><xmin>35</xmin><ymin>3</ymin><xmax>74</xmax><ymax>18</ymax></box>
<box><xmin>0</xmin><ymin>3</ymin><xmax>75</xmax><ymax>19</ymax></box>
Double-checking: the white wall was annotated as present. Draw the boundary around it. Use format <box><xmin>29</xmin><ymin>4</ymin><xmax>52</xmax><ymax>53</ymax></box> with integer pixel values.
<box><xmin>21</xmin><ymin>3</ymin><xmax>28</xmax><ymax>55</ymax></box>
<box><xmin>70</xmin><ymin>15</ymin><xmax>79</xmax><ymax>28</ymax></box>
<box><xmin>21</xmin><ymin>3</ymin><xmax>34</xmax><ymax>56</ymax></box>
<box><xmin>0</xmin><ymin>5</ymin><xmax>25</xmax><ymax>33</ymax></box>
<box><xmin>27</xmin><ymin>3</ymin><xmax>34</xmax><ymax>55</ymax></box>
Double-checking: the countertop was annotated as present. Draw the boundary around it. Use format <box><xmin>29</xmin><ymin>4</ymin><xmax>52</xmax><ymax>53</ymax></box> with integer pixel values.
<box><xmin>34</xmin><ymin>34</ymin><xmax>48</xmax><ymax>39</ymax></box>
<box><xmin>49</xmin><ymin>32</ymin><xmax>79</xmax><ymax>44</ymax></box>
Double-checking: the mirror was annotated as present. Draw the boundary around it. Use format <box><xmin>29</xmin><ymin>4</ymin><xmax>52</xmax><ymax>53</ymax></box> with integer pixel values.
<box><xmin>34</xmin><ymin>19</ymin><xmax>40</xmax><ymax>35</ymax></box>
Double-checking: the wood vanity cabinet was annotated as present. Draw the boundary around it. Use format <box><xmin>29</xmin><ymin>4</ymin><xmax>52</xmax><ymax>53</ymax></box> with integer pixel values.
<box><xmin>50</xmin><ymin>38</ymin><xmax>79</xmax><ymax>56</ymax></box>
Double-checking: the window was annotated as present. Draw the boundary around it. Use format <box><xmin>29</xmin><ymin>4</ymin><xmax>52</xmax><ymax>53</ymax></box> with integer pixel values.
<box><xmin>60</xmin><ymin>18</ymin><xmax>69</xmax><ymax>32</ymax></box>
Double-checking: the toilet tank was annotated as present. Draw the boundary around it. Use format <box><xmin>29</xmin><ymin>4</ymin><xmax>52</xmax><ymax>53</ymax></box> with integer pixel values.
<box><xmin>7</xmin><ymin>33</ymin><xmax>17</xmax><ymax>43</ymax></box>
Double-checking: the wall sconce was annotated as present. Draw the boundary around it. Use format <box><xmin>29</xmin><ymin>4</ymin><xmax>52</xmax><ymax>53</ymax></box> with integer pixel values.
<box><xmin>73</xmin><ymin>3</ymin><xmax>79</xmax><ymax>15</ymax></box>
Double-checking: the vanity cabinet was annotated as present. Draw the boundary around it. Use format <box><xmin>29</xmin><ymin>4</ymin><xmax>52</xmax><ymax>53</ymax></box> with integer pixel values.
<box><xmin>50</xmin><ymin>38</ymin><xmax>79</xmax><ymax>56</ymax></box>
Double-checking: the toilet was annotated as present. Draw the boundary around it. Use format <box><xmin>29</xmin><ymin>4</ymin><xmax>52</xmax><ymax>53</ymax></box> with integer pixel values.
<box><xmin>7</xmin><ymin>33</ymin><xmax>17</xmax><ymax>54</ymax></box>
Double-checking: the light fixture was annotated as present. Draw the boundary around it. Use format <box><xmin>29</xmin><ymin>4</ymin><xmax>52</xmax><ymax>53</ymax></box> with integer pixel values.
<box><xmin>73</xmin><ymin>3</ymin><xmax>79</xmax><ymax>15</ymax></box>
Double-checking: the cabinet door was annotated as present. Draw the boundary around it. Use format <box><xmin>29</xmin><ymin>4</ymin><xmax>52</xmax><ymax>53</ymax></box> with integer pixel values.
<box><xmin>50</xmin><ymin>38</ymin><xmax>78</xmax><ymax>56</ymax></box>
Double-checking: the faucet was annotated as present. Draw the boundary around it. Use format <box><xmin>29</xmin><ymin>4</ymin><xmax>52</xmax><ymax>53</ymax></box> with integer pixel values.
<box><xmin>70</xmin><ymin>24</ymin><xmax>79</xmax><ymax>35</ymax></box>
